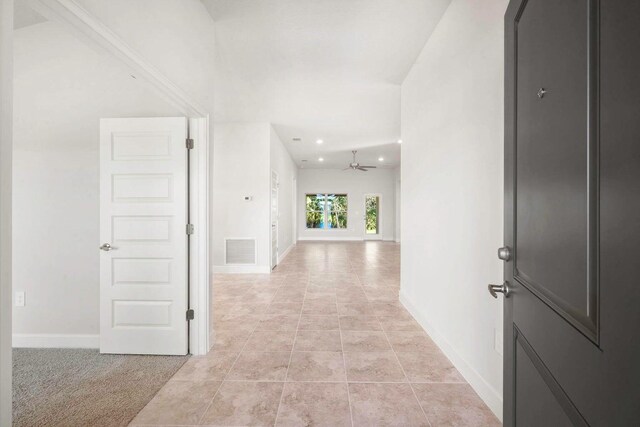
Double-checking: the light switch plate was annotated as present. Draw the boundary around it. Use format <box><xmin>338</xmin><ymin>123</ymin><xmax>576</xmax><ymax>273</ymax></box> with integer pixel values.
<box><xmin>15</xmin><ymin>291</ymin><xmax>26</xmax><ymax>307</ymax></box>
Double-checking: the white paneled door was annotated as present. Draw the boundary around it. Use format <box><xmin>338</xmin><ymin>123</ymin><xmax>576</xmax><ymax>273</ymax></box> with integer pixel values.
<box><xmin>99</xmin><ymin>117</ymin><xmax>188</xmax><ymax>355</ymax></box>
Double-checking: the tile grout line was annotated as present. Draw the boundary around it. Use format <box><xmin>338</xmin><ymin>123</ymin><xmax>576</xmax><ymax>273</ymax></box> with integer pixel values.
<box><xmin>196</xmin><ymin>280</ymin><xmax>261</xmax><ymax>424</ymax></box>
<box><xmin>207</xmin><ymin>379</ymin><xmax>460</xmax><ymax>384</ymax></box>
<box><xmin>272</xmin><ymin>271</ymin><xmax>309</xmax><ymax>427</ymax></box>
<box><xmin>355</xmin><ymin>263</ymin><xmax>435</xmax><ymax>427</ymax></box>
<box><xmin>196</xmin><ymin>278</ymin><xmax>281</xmax><ymax>425</ymax></box>
<box><xmin>378</xmin><ymin>313</ymin><xmax>434</xmax><ymax>427</ymax></box>
<box><xmin>203</xmin><ymin>244</ymin><xmax>410</xmax><ymax>426</ymax></box>
<box><xmin>338</xmin><ymin>264</ymin><xmax>356</xmax><ymax>427</ymax></box>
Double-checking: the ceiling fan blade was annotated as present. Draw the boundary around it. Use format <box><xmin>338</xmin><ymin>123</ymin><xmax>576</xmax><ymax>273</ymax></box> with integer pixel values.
<box><xmin>356</xmin><ymin>167</ymin><xmax>369</xmax><ymax>171</ymax></box>
<box><xmin>342</xmin><ymin>167</ymin><xmax>352</xmax><ymax>170</ymax></box>
<box><xmin>359</xmin><ymin>166</ymin><xmax>377</xmax><ymax>168</ymax></box>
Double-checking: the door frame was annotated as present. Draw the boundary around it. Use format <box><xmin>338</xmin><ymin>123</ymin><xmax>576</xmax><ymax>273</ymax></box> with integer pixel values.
<box><xmin>25</xmin><ymin>0</ymin><xmax>211</xmax><ymax>355</ymax></box>
<box><xmin>363</xmin><ymin>193</ymin><xmax>382</xmax><ymax>240</ymax></box>
<box><xmin>188</xmin><ymin>116</ymin><xmax>210</xmax><ymax>356</ymax></box>
<box><xmin>504</xmin><ymin>2</ymin><xmax>517</xmax><ymax>422</ymax></box>
<box><xmin>0</xmin><ymin>0</ymin><xmax>13</xmax><ymax>424</ymax></box>
<box><xmin>292</xmin><ymin>177</ymin><xmax>297</xmax><ymax>244</ymax></box>
<box><xmin>270</xmin><ymin>170</ymin><xmax>279</xmax><ymax>269</ymax></box>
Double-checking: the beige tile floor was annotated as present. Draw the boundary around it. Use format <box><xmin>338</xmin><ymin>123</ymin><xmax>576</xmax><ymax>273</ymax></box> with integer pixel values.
<box><xmin>131</xmin><ymin>242</ymin><xmax>500</xmax><ymax>427</ymax></box>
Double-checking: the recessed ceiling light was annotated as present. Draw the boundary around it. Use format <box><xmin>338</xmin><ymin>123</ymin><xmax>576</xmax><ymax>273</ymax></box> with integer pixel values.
<box><xmin>318</xmin><ymin>157</ymin><xmax>324</xmax><ymax>162</ymax></box>
<box><xmin>316</xmin><ymin>139</ymin><xmax>323</xmax><ymax>144</ymax></box>
<box><xmin>397</xmin><ymin>139</ymin><xmax>402</xmax><ymax>144</ymax></box>
<box><xmin>378</xmin><ymin>157</ymin><xmax>384</xmax><ymax>162</ymax></box>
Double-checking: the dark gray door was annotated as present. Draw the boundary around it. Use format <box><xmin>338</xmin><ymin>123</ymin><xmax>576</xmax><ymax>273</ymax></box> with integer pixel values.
<box><xmin>503</xmin><ymin>0</ymin><xmax>640</xmax><ymax>425</ymax></box>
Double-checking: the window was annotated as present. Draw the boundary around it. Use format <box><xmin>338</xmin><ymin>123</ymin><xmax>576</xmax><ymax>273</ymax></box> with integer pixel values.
<box><xmin>306</xmin><ymin>194</ymin><xmax>325</xmax><ymax>229</ymax></box>
<box><xmin>306</xmin><ymin>194</ymin><xmax>348</xmax><ymax>229</ymax></box>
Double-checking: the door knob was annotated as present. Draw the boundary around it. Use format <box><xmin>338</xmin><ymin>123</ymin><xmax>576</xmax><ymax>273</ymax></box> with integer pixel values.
<box><xmin>100</xmin><ymin>243</ymin><xmax>114</xmax><ymax>251</ymax></box>
<box><xmin>498</xmin><ymin>246</ymin><xmax>512</xmax><ymax>261</ymax></box>
<box><xmin>488</xmin><ymin>282</ymin><xmax>511</xmax><ymax>298</ymax></box>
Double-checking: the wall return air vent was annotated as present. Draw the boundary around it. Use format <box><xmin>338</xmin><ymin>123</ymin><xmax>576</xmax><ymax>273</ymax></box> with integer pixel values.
<box><xmin>225</xmin><ymin>238</ymin><xmax>257</xmax><ymax>265</ymax></box>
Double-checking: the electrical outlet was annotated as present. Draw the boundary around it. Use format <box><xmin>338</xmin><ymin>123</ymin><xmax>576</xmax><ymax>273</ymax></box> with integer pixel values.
<box><xmin>494</xmin><ymin>327</ymin><xmax>503</xmax><ymax>356</ymax></box>
<box><xmin>15</xmin><ymin>291</ymin><xmax>26</xmax><ymax>307</ymax></box>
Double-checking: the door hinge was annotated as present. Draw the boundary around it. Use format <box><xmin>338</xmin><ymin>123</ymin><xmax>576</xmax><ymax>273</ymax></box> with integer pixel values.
<box><xmin>186</xmin><ymin>138</ymin><xmax>194</xmax><ymax>149</ymax></box>
<box><xmin>186</xmin><ymin>224</ymin><xmax>194</xmax><ymax>235</ymax></box>
<box><xmin>186</xmin><ymin>309</ymin><xmax>195</xmax><ymax>320</ymax></box>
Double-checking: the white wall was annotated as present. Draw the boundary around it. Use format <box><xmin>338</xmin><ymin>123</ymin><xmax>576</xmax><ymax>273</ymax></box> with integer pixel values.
<box><xmin>11</xmin><ymin>22</ymin><xmax>180</xmax><ymax>342</ymax></box>
<box><xmin>270</xmin><ymin>127</ymin><xmax>297</xmax><ymax>262</ymax></box>
<box><xmin>212</xmin><ymin>123</ymin><xmax>271</xmax><ymax>273</ymax></box>
<box><xmin>297</xmin><ymin>168</ymin><xmax>396</xmax><ymax>241</ymax></box>
<box><xmin>400</xmin><ymin>0</ymin><xmax>507</xmax><ymax>419</ymax></box>
<box><xmin>75</xmin><ymin>0</ymin><xmax>216</xmax><ymax>114</ymax></box>
<box><xmin>0</xmin><ymin>0</ymin><xmax>13</xmax><ymax>423</ymax></box>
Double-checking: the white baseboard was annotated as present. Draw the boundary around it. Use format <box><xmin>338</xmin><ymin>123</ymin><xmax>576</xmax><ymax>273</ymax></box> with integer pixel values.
<box><xmin>13</xmin><ymin>333</ymin><xmax>99</xmax><ymax>349</ymax></box>
<box><xmin>297</xmin><ymin>236</ymin><xmax>363</xmax><ymax>241</ymax></box>
<box><xmin>212</xmin><ymin>265</ymin><xmax>271</xmax><ymax>274</ymax></box>
<box><xmin>278</xmin><ymin>242</ymin><xmax>295</xmax><ymax>264</ymax></box>
<box><xmin>399</xmin><ymin>290</ymin><xmax>503</xmax><ymax>421</ymax></box>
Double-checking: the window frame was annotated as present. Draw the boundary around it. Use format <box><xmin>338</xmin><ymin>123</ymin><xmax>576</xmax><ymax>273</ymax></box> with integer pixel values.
<box><xmin>305</xmin><ymin>193</ymin><xmax>349</xmax><ymax>230</ymax></box>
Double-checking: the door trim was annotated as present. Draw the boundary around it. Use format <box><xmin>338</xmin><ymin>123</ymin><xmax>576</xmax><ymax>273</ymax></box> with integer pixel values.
<box><xmin>292</xmin><ymin>177</ymin><xmax>297</xmax><ymax>244</ymax></box>
<box><xmin>188</xmin><ymin>117</ymin><xmax>210</xmax><ymax>356</ymax></box>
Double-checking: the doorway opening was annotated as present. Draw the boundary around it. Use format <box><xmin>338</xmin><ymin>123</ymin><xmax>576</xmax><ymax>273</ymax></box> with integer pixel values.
<box><xmin>271</xmin><ymin>170</ymin><xmax>279</xmax><ymax>269</ymax></box>
<box><xmin>9</xmin><ymin>2</ymin><xmax>211</xmax><ymax>425</ymax></box>
<box><xmin>365</xmin><ymin>194</ymin><xmax>381</xmax><ymax>239</ymax></box>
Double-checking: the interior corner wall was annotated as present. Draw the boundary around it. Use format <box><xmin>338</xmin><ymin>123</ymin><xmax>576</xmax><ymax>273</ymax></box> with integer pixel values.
<box><xmin>12</xmin><ymin>21</ymin><xmax>180</xmax><ymax>342</ymax></box>
<box><xmin>212</xmin><ymin>123</ymin><xmax>271</xmax><ymax>273</ymax></box>
<box><xmin>269</xmin><ymin>127</ymin><xmax>298</xmax><ymax>262</ymax></box>
<box><xmin>400</xmin><ymin>0</ymin><xmax>508</xmax><ymax>419</ymax></box>
<box><xmin>297</xmin><ymin>168</ymin><xmax>396</xmax><ymax>241</ymax></box>
<box><xmin>75</xmin><ymin>0</ymin><xmax>216</xmax><ymax>115</ymax></box>
<box><xmin>0</xmin><ymin>0</ymin><xmax>13</xmax><ymax>423</ymax></box>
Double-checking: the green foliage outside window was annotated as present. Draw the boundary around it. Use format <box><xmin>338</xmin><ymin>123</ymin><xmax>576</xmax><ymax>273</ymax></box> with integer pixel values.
<box><xmin>306</xmin><ymin>194</ymin><xmax>324</xmax><ymax>228</ymax></box>
<box><xmin>365</xmin><ymin>196</ymin><xmax>379</xmax><ymax>234</ymax></box>
<box><xmin>306</xmin><ymin>194</ymin><xmax>348</xmax><ymax>229</ymax></box>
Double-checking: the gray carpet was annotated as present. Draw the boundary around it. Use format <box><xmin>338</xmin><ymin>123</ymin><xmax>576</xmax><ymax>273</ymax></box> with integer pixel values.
<box><xmin>12</xmin><ymin>348</ymin><xmax>188</xmax><ymax>427</ymax></box>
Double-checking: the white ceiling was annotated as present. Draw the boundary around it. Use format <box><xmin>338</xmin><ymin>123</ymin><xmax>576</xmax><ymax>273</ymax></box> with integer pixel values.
<box><xmin>204</xmin><ymin>0</ymin><xmax>451</xmax><ymax>168</ymax></box>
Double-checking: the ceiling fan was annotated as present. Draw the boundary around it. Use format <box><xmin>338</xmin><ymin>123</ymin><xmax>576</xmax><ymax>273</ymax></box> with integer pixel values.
<box><xmin>344</xmin><ymin>150</ymin><xmax>377</xmax><ymax>172</ymax></box>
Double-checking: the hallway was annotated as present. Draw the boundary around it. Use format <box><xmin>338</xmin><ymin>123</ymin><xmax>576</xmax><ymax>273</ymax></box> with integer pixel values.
<box><xmin>132</xmin><ymin>242</ymin><xmax>499</xmax><ymax>426</ymax></box>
